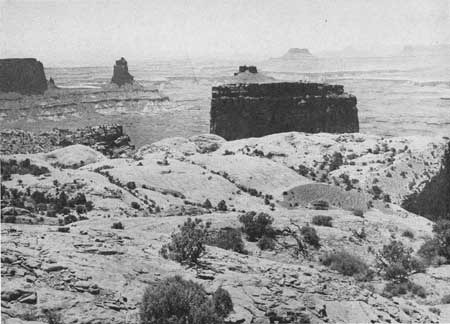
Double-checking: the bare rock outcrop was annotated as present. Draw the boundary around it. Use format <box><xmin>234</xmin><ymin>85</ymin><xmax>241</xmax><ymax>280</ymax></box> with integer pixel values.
<box><xmin>210</xmin><ymin>82</ymin><xmax>359</xmax><ymax>140</ymax></box>
<box><xmin>111</xmin><ymin>57</ymin><xmax>134</xmax><ymax>86</ymax></box>
<box><xmin>0</xmin><ymin>58</ymin><xmax>48</xmax><ymax>94</ymax></box>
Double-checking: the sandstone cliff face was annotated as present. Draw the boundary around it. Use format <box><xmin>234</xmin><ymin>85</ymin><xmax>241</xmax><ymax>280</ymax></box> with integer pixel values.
<box><xmin>210</xmin><ymin>82</ymin><xmax>359</xmax><ymax>140</ymax></box>
<box><xmin>111</xmin><ymin>57</ymin><xmax>134</xmax><ymax>86</ymax></box>
<box><xmin>0</xmin><ymin>58</ymin><xmax>48</xmax><ymax>94</ymax></box>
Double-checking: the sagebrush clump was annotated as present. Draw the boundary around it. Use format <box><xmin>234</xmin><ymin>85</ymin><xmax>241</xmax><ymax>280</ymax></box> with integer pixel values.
<box><xmin>207</xmin><ymin>227</ymin><xmax>246</xmax><ymax>254</ymax></box>
<box><xmin>312</xmin><ymin>215</ymin><xmax>333</xmax><ymax>227</ymax></box>
<box><xmin>160</xmin><ymin>218</ymin><xmax>210</xmax><ymax>264</ymax></box>
<box><xmin>321</xmin><ymin>251</ymin><xmax>372</xmax><ymax>281</ymax></box>
<box><xmin>140</xmin><ymin>276</ymin><xmax>231</xmax><ymax>324</ymax></box>
<box><xmin>239</xmin><ymin>211</ymin><xmax>275</xmax><ymax>242</ymax></box>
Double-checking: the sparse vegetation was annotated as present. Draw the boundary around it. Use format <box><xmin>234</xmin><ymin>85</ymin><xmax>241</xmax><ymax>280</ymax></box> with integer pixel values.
<box><xmin>207</xmin><ymin>227</ymin><xmax>246</xmax><ymax>254</ymax></box>
<box><xmin>238</xmin><ymin>212</ymin><xmax>275</xmax><ymax>242</ymax></box>
<box><xmin>300</xmin><ymin>225</ymin><xmax>321</xmax><ymax>249</ymax></box>
<box><xmin>112</xmin><ymin>221</ymin><xmax>124</xmax><ymax>229</ymax></box>
<box><xmin>139</xmin><ymin>275</ymin><xmax>230</xmax><ymax>324</ymax></box>
<box><xmin>1</xmin><ymin>158</ymin><xmax>49</xmax><ymax>181</ymax></box>
<box><xmin>382</xmin><ymin>280</ymin><xmax>427</xmax><ymax>298</ymax></box>
<box><xmin>321</xmin><ymin>251</ymin><xmax>372</xmax><ymax>280</ymax></box>
<box><xmin>402</xmin><ymin>230</ymin><xmax>414</xmax><ymax>239</ymax></box>
<box><xmin>217</xmin><ymin>200</ymin><xmax>227</xmax><ymax>211</ymax></box>
<box><xmin>312</xmin><ymin>215</ymin><xmax>333</xmax><ymax>227</ymax></box>
<box><xmin>352</xmin><ymin>209</ymin><xmax>364</xmax><ymax>217</ymax></box>
<box><xmin>257</xmin><ymin>235</ymin><xmax>276</xmax><ymax>250</ymax></box>
<box><xmin>160</xmin><ymin>218</ymin><xmax>210</xmax><ymax>264</ymax></box>
<box><xmin>376</xmin><ymin>240</ymin><xmax>425</xmax><ymax>282</ymax></box>
<box><xmin>418</xmin><ymin>220</ymin><xmax>450</xmax><ymax>264</ymax></box>
<box><xmin>441</xmin><ymin>294</ymin><xmax>450</xmax><ymax>304</ymax></box>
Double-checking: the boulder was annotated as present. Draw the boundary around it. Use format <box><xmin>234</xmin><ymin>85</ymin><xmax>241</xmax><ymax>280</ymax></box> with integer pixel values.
<box><xmin>0</xmin><ymin>58</ymin><xmax>48</xmax><ymax>94</ymax></box>
<box><xmin>111</xmin><ymin>57</ymin><xmax>134</xmax><ymax>86</ymax></box>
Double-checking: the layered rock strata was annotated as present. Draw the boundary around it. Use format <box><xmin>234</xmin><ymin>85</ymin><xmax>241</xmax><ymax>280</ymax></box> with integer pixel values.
<box><xmin>0</xmin><ymin>58</ymin><xmax>48</xmax><ymax>94</ymax></box>
<box><xmin>210</xmin><ymin>82</ymin><xmax>359</xmax><ymax>140</ymax></box>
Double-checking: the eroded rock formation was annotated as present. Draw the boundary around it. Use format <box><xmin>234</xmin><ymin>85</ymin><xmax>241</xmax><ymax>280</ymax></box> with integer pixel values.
<box><xmin>111</xmin><ymin>57</ymin><xmax>134</xmax><ymax>86</ymax></box>
<box><xmin>210</xmin><ymin>82</ymin><xmax>359</xmax><ymax>140</ymax></box>
<box><xmin>0</xmin><ymin>58</ymin><xmax>48</xmax><ymax>94</ymax></box>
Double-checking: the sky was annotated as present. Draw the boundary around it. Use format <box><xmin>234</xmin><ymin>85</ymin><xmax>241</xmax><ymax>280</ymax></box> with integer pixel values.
<box><xmin>1</xmin><ymin>0</ymin><xmax>449</xmax><ymax>66</ymax></box>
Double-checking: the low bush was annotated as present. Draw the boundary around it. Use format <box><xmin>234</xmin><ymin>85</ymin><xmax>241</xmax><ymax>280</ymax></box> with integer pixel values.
<box><xmin>160</xmin><ymin>218</ymin><xmax>210</xmax><ymax>264</ymax></box>
<box><xmin>321</xmin><ymin>251</ymin><xmax>372</xmax><ymax>280</ymax></box>
<box><xmin>140</xmin><ymin>275</ymin><xmax>230</xmax><ymax>324</ymax></box>
<box><xmin>202</xmin><ymin>199</ymin><xmax>212</xmax><ymax>209</ymax></box>
<box><xmin>257</xmin><ymin>235</ymin><xmax>276</xmax><ymax>250</ymax></box>
<box><xmin>402</xmin><ymin>230</ymin><xmax>414</xmax><ymax>239</ymax></box>
<box><xmin>131</xmin><ymin>201</ymin><xmax>141</xmax><ymax>210</ymax></box>
<box><xmin>441</xmin><ymin>294</ymin><xmax>450</xmax><ymax>304</ymax></box>
<box><xmin>352</xmin><ymin>209</ymin><xmax>364</xmax><ymax>217</ymax></box>
<box><xmin>126</xmin><ymin>181</ymin><xmax>137</xmax><ymax>190</ymax></box>
<box><xmin>418</xmin><ymin>220</ymin><xmax>450</xmax><ymax>265</ymax></box>
<box><xmin>207</xmin><ymin>227</ymin><xmax>246</xmax><ymax>254</ymax></box>
<box><xmin>212</xmin><ymin>287</ymin><xmax>233</xmax><ymax>318</ymax></box>
<box><xmin>376</xmin><ymin>240</ymin><xmax>425</xmax><ymax>281</ymax></box>
<box><xmin>382</xmin><ymin>280</ymin><xmax>427</xmax><ymax>298</ymax></box>
<box><xmin>112</xmin><ymin>222</ymin><xmax>124</xmax><ymax>230</ymax></box>
<box><xmin>217</xmin><ymin>200</ymin><xmax>227</xmax><ymax>211</ymax></box>
<box><xmin>238</xmin><ymin>212</ymin><xmax>274</xmax><ymax>241</ymax></box>
<box><xmin>63</xmin><ymin>214</ymin><xmax>78</xmax><ymax>225</ymax></box>
<box><xmin>312</xmin><ymin>215</ymin><xmax>333</xmax><ymax>227</ymax></box>
<box><xmin>301</xmin><ymin>225</ymin><xmax>321</xmax><ymax>248</ymax></box>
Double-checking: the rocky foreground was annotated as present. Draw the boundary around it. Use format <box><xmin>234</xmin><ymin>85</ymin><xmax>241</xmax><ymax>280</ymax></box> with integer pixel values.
<box><xmin>1</xmin><ymin>131</ymin><xmax>450</xmax><ymax>323</ymax></box>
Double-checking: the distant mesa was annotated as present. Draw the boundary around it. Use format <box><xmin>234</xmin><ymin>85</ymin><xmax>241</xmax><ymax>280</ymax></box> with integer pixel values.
<box><xmin>399</xmin><ymin>44</ymin><xmax>450</xmax><ymax>57</ymax></box>
<box><xmin>281</xmin><ymin>48</ymin><xmax>314</xmax><ymax>59</ymax></box>
<box><xmin>231</xmin><ymin>65</ymin><xmax>276</xmax><ymax>83</ymax></box>
<box><xmin>111</xmin><ymin>57</ymin><xmax>134</xmax><ymax>86</ymax></box>
<box><xmin>210</xmin><ymin>82</ymin><xmax>359</xmax><ymax>140</ymax></box>
<box><xmin>234</xmin><ymin>65</ymin><xmax>258</xmax><ymax>75</ymax></box>
<box><xmin>0</xmin><ymin>58</ymin><xmax>48</xmax><ymax>95</ymax></box>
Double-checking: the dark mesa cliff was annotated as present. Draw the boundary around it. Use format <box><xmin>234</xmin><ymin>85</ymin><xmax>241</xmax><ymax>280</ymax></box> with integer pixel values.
<box><xmin>210</xmin><ymin>82</ymin><xmax>359</xmax><ymax>140</ymax></box>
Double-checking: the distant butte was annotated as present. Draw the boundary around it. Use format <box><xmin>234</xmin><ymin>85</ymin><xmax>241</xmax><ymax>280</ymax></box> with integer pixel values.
<box><xmin>281</xmin><ymin>48</ymin><xmax>314</xmax><ymax>59</ymax></box>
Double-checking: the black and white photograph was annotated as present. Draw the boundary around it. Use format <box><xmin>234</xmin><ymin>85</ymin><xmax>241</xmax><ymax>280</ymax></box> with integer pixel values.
<box><xmin>1</xmin><ymin>0</ymin><xmax>450</xmax><ymax>323</ymax></box>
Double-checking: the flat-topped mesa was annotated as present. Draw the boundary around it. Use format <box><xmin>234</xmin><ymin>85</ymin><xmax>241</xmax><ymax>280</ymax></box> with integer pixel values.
<box><xmin>111</xmin><ymin>57</ymin><xmax>134</xmax><ymax>86</ymax></box>
<box><xmin>210</xmin><ymin>82</ymin><xmax>359</xmax><ymax>140</ymax></box>
<box><xmin>234</xmin><ymin>65</ymin><xmax>258</xmax><ymax>75</ymax></box>
<box><xmin>0</xmin><ymin>58</ymin><xmax>48</xmax><ymax>94</ymax></box>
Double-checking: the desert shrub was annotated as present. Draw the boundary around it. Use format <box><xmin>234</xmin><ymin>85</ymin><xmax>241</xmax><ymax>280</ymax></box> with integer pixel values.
<box><xmin>212</xmin><ymin>287</ymin><xmax>233</xmax><ymax>318</ymax></box>
<box><xmin>418</xmin><ymin>220</ymin><xmax>450</xmax><ymax>264</ymax></box>
<box><xmin>418</xmin><ymin>238</ymin><xmax>442</xmax><ymax>264</ymax></box>
<box><xmin>207</xmin><ymin>227</ymin><xmax>246</xmax><ymax>254</ymax></box>
<box><xmin>1</xmin><ymin>158</ymin><xmax>49</xmax><ymax>180</ymax></box>
<box><xmin>238</xmin><ymin>211</ymin><xmax>274</xmax><ymax>241</ymax></box>
<box><xmin>202</xmin><ymin>199</ymin><xmax>212</xmax><ymax>209</ymax></box>
<box><xmin>217</xmin><ymin>200</ymin><xmax>227</xmax><ymax>211</ymax></box>
<box><xmin>371</xmin><ymin>185</ymin><xmax>383</xmax><ymax>199</ymax></box>
<box><xmin>62</xmin><ymin>207</ymin><xmax>71</xmax><ymax>215</ymax></box>
<box><xmin>75</xmin><ymin>205</ymin><xmax>87</xmax><ymax>214</ymax></box>
<box><xmin>160</xmin><ymin>218</ymin><xmax>210</xmax><ymax>264</ymax></box>
<box><xmin>126</xmin><ymin>181</ymin><xmax>137</xmax><ymax>190</ymax></box>
<box><xmin>131</xmin><ymin>201</ymin><xmax>141</xmax><ymax>210</ymax></box>
<box><xmin>42</xmin><ymin>309</ymin><xmax>63</xmax><ymax>324</ymax></box>
<box><xmin>383</xmin><ymin>281</ymin><xmax>427</xmax><ymax>298</ymax></box>
<box><xmin>402</xmin><ymin>230</ymin><xmax>415</xmax><ymax>239</ymax></box>
<box><xmin>376</xmin><ymin>240</ymin><xmax>425</xmax><ymax>281</ymax></box>
<box><xmin>3</xmin><ymin>215</ymin><xmax>17</xmax><ymax>223</ymax></box>
<box><xmin>352</xmin><ymin>209</ymin><xmax>364</xmax><ymax>217</ymax></box>
<box><xmin>310</xmin><ymin>200</ymin><xmax>329</xmax><ymax>210</ymax></box>
<box><xmin>257</xmin><ymin>235</ymin><xmax>276</xmax><ymax>250</ymax></box>
<box><xmin>312</xmin><ymin>215</ymin><xmax>333</xmax><ymax>227</ymax></box>
<box><xmin>329</xmin><ymin>152</ymin><xmax>344</xmax><ymax>171</ymax></box>
<box><xmin>139</xmin><ymin>275</ymin><xmax>228</xmax><ymax>324</ymax></box>
<box><xmin>441</xmin><ymin>294</ymin><xmax>450</xmax><ymax>304</ymax></box>
<box><xmin>85</xmin><ymin>201</ymin><xmax>94</xmax><ymax>211</ymax></box>
<box><xmin>112</xmin><ymin>222</ymin><xmax>124</xmax><ymax>230</ymax></box>
<box><xmin>321</xmin><ymin>251</ymin><xmax>372</xmax><ymax>280</ymax></box>
<box><xmin>301</xmin><ymin>225</ymin><xmax>321</xmax><ymax>248</ymax></box>
<box><xmin>63</xmin><ymin>214</ymin><xmax>78</xmax><ymax>225</ymax></box>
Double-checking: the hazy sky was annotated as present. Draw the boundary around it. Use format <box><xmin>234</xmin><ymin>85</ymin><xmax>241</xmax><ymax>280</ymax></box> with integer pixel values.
<box><xmin>1</xmin><ymin>0</ymin><xmax>449</xmax><ymax>65</ymax></box>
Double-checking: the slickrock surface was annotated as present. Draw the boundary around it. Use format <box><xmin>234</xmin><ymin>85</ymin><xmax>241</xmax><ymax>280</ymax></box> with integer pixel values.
<box><xmin>0</xmin><ymin>59</ymin><xmax>48</xmax><ymax>95</ymax></box>
<box><xmin>210</xmin><ymin>82</ymin><xmax>359</xmax><ymax>140</ymax></box>
<box><xmin>1</xmin><ymin>131</ymin><xmax>449</xmax><ymax>323</ymax></box>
